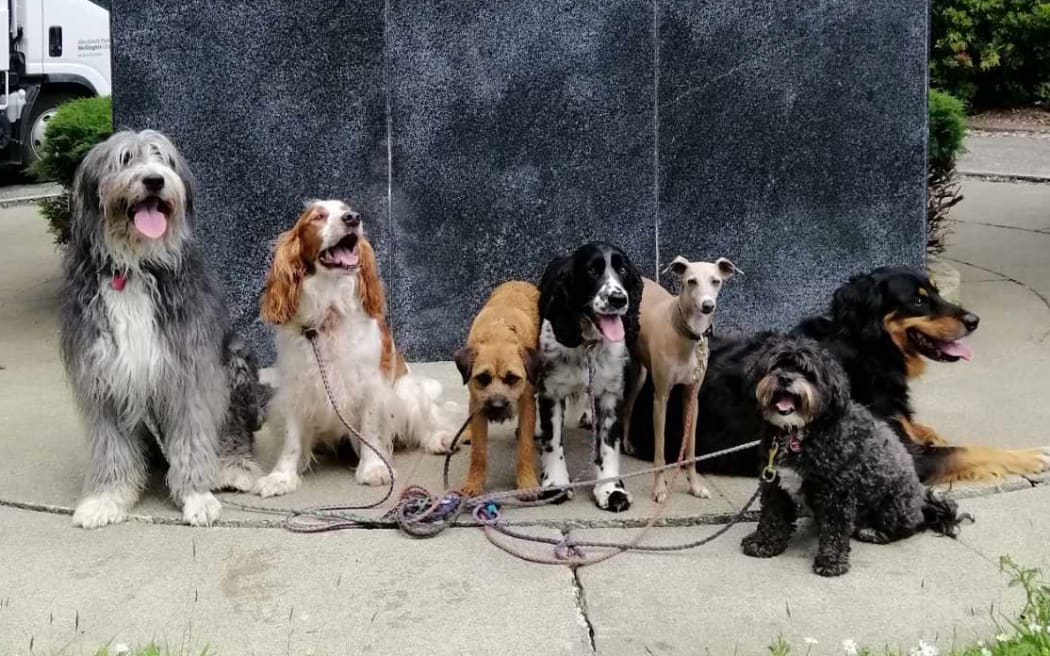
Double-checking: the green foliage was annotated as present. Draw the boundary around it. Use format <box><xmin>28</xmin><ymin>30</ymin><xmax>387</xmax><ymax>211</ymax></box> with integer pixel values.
<box><xmin>930</xmin><ymin>0</ymin><xmax>1050</xmax><ymax>108</ymax></box>
<box><xmin>927</xmin><ymin>90</ymin><xmax>967</xmax><ymax>256</ymax></box>
<box><xmin>28</xmin><ymin>95</ymin><xmax>112</xmax><ymax>244</ymax></box>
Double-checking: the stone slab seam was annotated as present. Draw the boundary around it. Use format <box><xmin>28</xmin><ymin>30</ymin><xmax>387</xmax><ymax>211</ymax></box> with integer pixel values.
<box><xmin>959</xmin><ymin>171</ymin><xmax>1050</xmax><ymax>184</ymax></box>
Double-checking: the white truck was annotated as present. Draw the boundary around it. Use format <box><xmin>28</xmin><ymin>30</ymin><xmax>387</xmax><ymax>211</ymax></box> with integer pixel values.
<box><xmin>1</xmin><ymin>0</ymin><xmax>110</xmax><ymax>168</ymax></box>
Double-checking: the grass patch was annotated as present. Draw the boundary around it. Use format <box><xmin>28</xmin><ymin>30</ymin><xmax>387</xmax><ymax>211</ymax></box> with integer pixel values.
<box><xmin>768</xmin><ymin>557</ymin><xmax>1050</xmax><ymax>655</ymax></box>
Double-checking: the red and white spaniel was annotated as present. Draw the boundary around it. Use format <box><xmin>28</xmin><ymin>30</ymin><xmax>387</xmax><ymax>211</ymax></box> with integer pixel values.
<box><xmin>254</xmin><ymin>200</ymin><xmax>455</xmax><ymax>497</ymax></box>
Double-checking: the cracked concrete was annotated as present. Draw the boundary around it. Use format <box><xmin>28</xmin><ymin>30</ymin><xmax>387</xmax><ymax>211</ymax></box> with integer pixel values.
<box><xmin>2</xmin><ymin>176</ymin><xmax>1050</xmax><ymax>654</ymax></box>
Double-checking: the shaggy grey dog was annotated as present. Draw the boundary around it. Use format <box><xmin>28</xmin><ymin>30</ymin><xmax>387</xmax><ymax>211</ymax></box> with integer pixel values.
<box><xmin>60</xmin><ymin>129</ymin><xmax>265</xmax><ymax>528</ymax></box>
<box><xmin>739</xmin><ymin>335</ymin><xmax>968</xmax><ymax>576</ymax></box>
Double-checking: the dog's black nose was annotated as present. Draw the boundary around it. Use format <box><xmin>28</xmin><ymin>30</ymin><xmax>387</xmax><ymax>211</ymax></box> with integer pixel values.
<box><xmin>778</xmin><ymin>374</ymin><xmax>792</xmax><ymax>387</ymax></box>
<box><xmin>700</xmin><ymin>300</ymin><xmax>715</xmax><ymax>314</ymax></box>
<box><xmin>961</xmin><ymin>313</ymin><xmax>980</xmax><ymax>332</ymax></box>
<box><xmin>143</xmin><ymin>175</ymin><xmax>164</xmax><ymax>192</ymax></box>
<box><xmin>342</xmin><ymin>212</ymin><xmax>360</xmax><ymax>228</ymax></box>
<box><xmin>608</xmin><ymin>290</ymin><xmax>627</xmax><ymax>310</ymax></box>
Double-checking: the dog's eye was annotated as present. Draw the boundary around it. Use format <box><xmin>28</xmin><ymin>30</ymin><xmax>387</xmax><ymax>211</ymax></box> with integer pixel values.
<box><xmin>711</xmin><ymin>278</ymin><xmax>721</xmax><ymax>286</ymax></box>
<box><xmin>687</xmin><ymin>279</ymin><xmax>697</xmax><ymax>286</ymax></box>
<box><xmin>912</xmin><ymin>296</ymin><xmax>926</xmax><ymax>306</ymax></box>
<box><xmin>474</xmin><ymin>372</ymin><xmax>492</xmax><ymax>387</ymax></box>
<box><xmin>120</xmin><ymin>151</ymin><xmax>132</xmax><ymax>166</ymax></box>
<box><xmin>503</xmin><ymin>373</ymin><xmax>521</xmax><ymax>386</ymax></box>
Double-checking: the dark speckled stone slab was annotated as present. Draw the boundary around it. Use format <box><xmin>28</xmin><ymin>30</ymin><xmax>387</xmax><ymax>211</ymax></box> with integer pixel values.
<box><xmin>111</xmin><ymin>0</ymin><xmax>926</xmax><ymax>362</ymax></box>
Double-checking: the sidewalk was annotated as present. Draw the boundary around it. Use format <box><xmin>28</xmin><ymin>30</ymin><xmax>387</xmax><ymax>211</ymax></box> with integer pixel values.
<box><xmin>2</xmin><ymin>179</ymin><xmax>1049</xmax><ymax>654</ymax></box>
<box><xmin>959</xmin><ymin>131</ymin><xmax>1050</xmax><ymax>181</ymax></box>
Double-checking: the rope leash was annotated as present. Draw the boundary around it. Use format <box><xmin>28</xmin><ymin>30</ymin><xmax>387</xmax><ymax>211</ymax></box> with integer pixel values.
<box><xmin>223</xmin><ymin>329</ymin><xmax>763</xmax><ymax>566</ymax></box>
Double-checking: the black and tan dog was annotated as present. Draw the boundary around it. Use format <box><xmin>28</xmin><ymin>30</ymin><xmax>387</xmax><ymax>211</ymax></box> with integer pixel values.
<box><xmin>454</xmin><ymin>281</ymin><xmax>542</xmax><ymax>496</ymax></box>
<box><xmin>630</xmin><ymin>266</ymin><xmax>1050</xmax><ymax>484</ymax></box>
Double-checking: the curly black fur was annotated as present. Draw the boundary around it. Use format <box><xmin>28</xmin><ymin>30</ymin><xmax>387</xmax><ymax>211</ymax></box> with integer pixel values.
<box><xmin>629</xmin><ymin>267</ymin><xmax>980</xmax><ymax>483</ymax></box>
<box><xmin>738</xmin><ymin>336</ymin><xmax>968</xmax><ymax>577</ymax></box>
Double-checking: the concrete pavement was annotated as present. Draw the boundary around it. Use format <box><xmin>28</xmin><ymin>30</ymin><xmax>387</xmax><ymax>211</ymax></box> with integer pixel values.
<box><xmin>959</xmin><ymin>131</ymin><xmax>1050</xmax><ymax>181</ymax></box>
<box><xmin>2</xmin><ymin>177</ymin><xmax>1050</xmax><ymax>654</ymax></box>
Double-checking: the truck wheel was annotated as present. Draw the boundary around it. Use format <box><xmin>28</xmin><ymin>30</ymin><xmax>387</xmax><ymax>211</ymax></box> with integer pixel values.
<box><xmin>21</xmin><ymin>90</ymin><xmax>83</xmax><ymax>170</ymax></box>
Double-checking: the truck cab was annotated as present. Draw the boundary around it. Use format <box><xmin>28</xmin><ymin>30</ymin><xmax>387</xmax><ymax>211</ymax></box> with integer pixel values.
<box><xmin>2</xmin><ymin>0</ymin><xmax>111</xmax><ymax>168</ymax></box>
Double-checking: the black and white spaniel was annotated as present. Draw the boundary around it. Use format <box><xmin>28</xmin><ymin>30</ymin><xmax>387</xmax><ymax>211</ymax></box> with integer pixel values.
<box><xmin>536</xmin><ymin>242</ymin><xmax>643</xmax><ymax>512</ymax></box>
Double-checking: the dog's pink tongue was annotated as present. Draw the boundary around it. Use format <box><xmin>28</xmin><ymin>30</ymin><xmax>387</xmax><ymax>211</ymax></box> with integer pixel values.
<box><xmin>776</xmin><ymin>397</ymin><xmax>795</xmax><ymax>413</ymax></box>
<box><xmin>334</xmin><ymin>248</ymin><xmax>359</xmax><ymax>267</ymax></box>
<box><xmin>940</xmin><ymin>339</ymin><xmax>973</xmax><ymax>361</ymax></box>
<box><xmin>132</xmin><ymin>200</ymin><xmax>167</xmax><ymax>239</ymax></box>
<box><xmin>597</xmin><ymin>315</ymin><xmax>625</xmax><ymax>342</ymax></box>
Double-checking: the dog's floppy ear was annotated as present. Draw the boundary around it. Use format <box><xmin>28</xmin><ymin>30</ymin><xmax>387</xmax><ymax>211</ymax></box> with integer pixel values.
<box><xmin>356</xmin><ymin>237</ymin><xmax>387</xmax><ymax>320</ymax></box>
<box><xmin>453</xmin><ymin>346</ymin><xmax>475</xmax><ymax>385</ymax></box>
<box><xmin>539</xmin><ymin>257</ymin><xmax>584</xmax><ymax>348</ymax></box>
<box><xmin>830</xmin><ymin>273</ymin><xmax>884</xmax><ymax>342</ymax></box>
<box><xmin>521</xmin><ymin>346</ymin><xmax>542</xmax><ymax>385</ymax></box>
<box><xmin>620</xmin><ymin>252</ymin><xmax>644</xmax><ymax>347</ymax></box>
<box><xmin>261</xmin><ymin>228</ymin><xmax>307</xmax><ymax>325</ymax></box>
<box><xmin>716</xmin><ymin>257</ymin><xmax>742</xmax><ymax>279</ymax></box>
<box><xmin>666</xmin><ymin>255</ymin><xmax>690</xmax><ymax>277</ymax></box>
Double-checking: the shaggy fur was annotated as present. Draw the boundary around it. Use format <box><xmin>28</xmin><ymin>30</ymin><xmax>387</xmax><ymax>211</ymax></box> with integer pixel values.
<box><xmin>255</xmin><ymin>200</ymin><xmax>455</xmax><ymax>497</ymax></box>
<box><xmin>629</xmin><ymin>267</ymin><xmax>1050</xmax><ymax>484</ymax></box>
<box><xmin>453</xmin><ymin>281</ymin><xmax>542</xmax><ymax>496</ymax></box>
<box><xmin>622</xmin><ymin>256</ymin><xmax>738</xmax><ymax>502</ymax></box>
<box><xmin>60</xmin><ymin>130</ymin><xmax>265</xmax><ymax>529</ymax></box>
<box><xmin>739</xmin><ymin>335</ymin><xmax>968</xmax><ymax>577</ymax></box>
<box><xmin>536</xmin><ymin>242</ymin><xmax>642</xmax><ymax>512</ymax></box>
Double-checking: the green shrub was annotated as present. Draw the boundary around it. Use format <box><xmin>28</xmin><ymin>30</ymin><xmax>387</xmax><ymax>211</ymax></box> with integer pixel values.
<box><xmin>927</xmin><ymin>90</ymin><xmax>967</xmax><ymax>256</ymax></box>
<box><xmin>29</xmin><ymin>95</ymin><xmax>112</xmax><ymax>244</ymax></box>
<box><xmin>930</xmin><ymin>0</ymin><xmax>1050</xmax><ymax>109</ymax></box>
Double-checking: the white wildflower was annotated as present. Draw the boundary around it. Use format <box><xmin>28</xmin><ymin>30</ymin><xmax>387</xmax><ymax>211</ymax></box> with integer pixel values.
<box><xmin>909</xmin><ymin>639</ymin><xmax>938</xmax><ymax>656</ymax></box>
<box><xmin>804</xmin><ymin>637</ymin><xmax>819</xmax><ymax>645</ymax></box>
<box><xmin>996</xmin><ymin>633</ymin><xmax>1010</xmax><ymax>642</ymax></box>
<box><xmin>842</xmin><ymin>638</ymin><xmax>859</xmax><ymax>656</ymax></box>
<box><xmin>112</xmin><ymin>644</ymin><xmax>130</xmax><ymax>656</ymax></box>
<box><xmin>979</xmin><ymin>649</ymin><xmax>991</xmax><ymax>656</ymax></box>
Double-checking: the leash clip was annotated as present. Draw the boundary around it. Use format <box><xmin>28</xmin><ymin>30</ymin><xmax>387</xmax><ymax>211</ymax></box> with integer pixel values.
<box><xmin>760</xmin><ymin>441</ymin><xmax>780</xmax><ymax>483</ymax></box>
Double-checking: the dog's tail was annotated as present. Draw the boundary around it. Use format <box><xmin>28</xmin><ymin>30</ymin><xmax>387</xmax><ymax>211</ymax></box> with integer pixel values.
<box><xmin>911</xmin><ymin>442</ymin><xmax>1050</xmax><ymax>485</ymax></box>
<box><xmin>920</xmin><ymin>489</ymin><xmax>971</xmax><ymax>538</ymax></box>
<box><xmin>390</xmin><ymin>373</ymin><xmax>458</xmax><ymax>454</ymax></box>
<box><xmin>224</xmin><ymin>333</ymin><xmax>270</xmax><ymax>433</ymax></box>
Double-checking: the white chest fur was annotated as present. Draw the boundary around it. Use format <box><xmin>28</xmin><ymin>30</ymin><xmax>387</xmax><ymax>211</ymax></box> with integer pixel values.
<box><xmin>778</xmin><ymin>465</ymin><xmax>805</xmax><ymax>501</ymax></box>
<box><xmin>97</xmin><ymin>276</ymin><xmax>166</xmax><ymax>404</ymax></box>
<box><xmin>539</xmin><ymin>319</ymin><xmax>628</xmax><ymax>398</ymax></box>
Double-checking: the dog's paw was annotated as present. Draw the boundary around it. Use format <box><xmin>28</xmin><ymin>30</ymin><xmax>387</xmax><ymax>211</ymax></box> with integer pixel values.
<box><xmin>182</xmin><ymin>492</ymin><xmax>222</xmax><ymax>527</ymax></box>
<box><xmin>356</xmin><ymin>460</ymin><xmax>394</xmax><ymax>486</ymax></box>
<box><xmin>621</xmin><ymin>438</ymin><xmax>636</xmax><ymax>456</ymax></box>
<box><xmin>595</xmin><ymin>481</ymin><xmax>632</xmax><ymax>513</ymax></box>
<box><xmin>689</xmin><ymin>482</ymin><xmax>712</xmax><ymax>499</ymax></box>
<box><xmin>539</xmin><ymin>486</ymin><xmax>574</xmax><ymax>504</ymax></box>
<box><xmin>72</xmin><ymin>493</ymin><xmax>131</xmax><ymax>529</ymax></box>
<box><xmin>741</xmin><ymin>532</ymin><xmax>787</xmax><ymax>558</ymax></box>
<box><xmin>422</xmin><ymin>430</ymin><xmax>455</xmax><ymax>455</ymax></box>
<box><xmin>219</xmin><ymin>460</ymin><xmax>263</xmax><ymax>492</ymax></box>
<box><xmin>254</xmin><ymin>470</ymin><xmax>301</xmax><ymax>498</ymax></box>
<box><xmin>651</xmin><ymin>474</ymin><xmax>669</xmax><ymax>504</ymax></box>
<box><xmin>853</xmin><ymin>527</ymin><xmax>892</xmax><ymax>545</ymax></box>
<box><xmin>813</xmin><ymin>557</ymin><xmax>850</xmax><ymax>577</ymax></box>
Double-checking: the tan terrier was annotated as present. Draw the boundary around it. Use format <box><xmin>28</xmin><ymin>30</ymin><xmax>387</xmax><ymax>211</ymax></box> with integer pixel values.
<box><xmin>623</xmin><ymin>256</ymin><xmax>739</xmax><ymax>502</ymax></box>
<box><xmin>454</xmin><ymin>281</ymin><xmax>542</xmax><ymax>496</ymax></box>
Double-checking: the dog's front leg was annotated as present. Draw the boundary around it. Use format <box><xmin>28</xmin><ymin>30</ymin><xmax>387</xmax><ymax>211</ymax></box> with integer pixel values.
<box><xmin>812</xmin><ymin>497</ymin><xmax>855</xmax><ymax>577</ymax></box>
<box><xmin>593</xmin><ymin>392</ymin><xmax>632</xmax><ymax>512</ymax></box>
<box><xmin>462</xmin><ymin>404</ymin><xmax>489</xmax><ymax>497</ymax></box>
<box><xmin>162</xmin><ymin>388</ymin><xmax>223</xmax><ymax>527</ymax></box>
<box><xmin>355</xmin><ymin>404</ymin><xmax>394</xmax><ymax>486</ymax></box>
<box><xmin>537</xmin><ymin>395</ymin><xmax>572</xmax><ymax>502</ymax></box>
<box><xmin>72</xmin><ymin>400</ymin><xmax>148</xmax><ymax>529</ymax></box>
<box><xmin>621</xmin><ymin>360</ymin><xmax>646</xmax><ymax>456</ymax></box>
<box><xmin>681</xmin><ymin>382</ymin><xmax>711</xmax><ymax>498</ymax></box>
<box><xmin>741</xmin><ymin>483</ymin><xmax>796</xmax><ymax>558</ymax></box>
<box><xmin>651</xmin><ymin>386</ymin><xmax>670</xmax><ymax>503</ymax></box>
<box><xmin>254</xmin><ymin>411</ymin><xmax>303</xmax><ymax>498</ymax></box>
<box><xmin>515</xmin><ymin>389</ymin><xmax>540</xmax><ymax>493</ymax></box>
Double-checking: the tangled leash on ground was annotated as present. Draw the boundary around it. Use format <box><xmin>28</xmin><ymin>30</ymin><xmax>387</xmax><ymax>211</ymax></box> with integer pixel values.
<box><xmin>223</xmin><ymin>329</ymin><xmax>762</xmax><ymax>566</ymax></box>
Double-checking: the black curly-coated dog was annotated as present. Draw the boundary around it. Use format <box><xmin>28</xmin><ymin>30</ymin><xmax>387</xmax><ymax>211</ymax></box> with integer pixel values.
<box><xmin>738</xmin><ymin>335</ymin><xmax>968</xmax><ymax>577</ymax></box>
